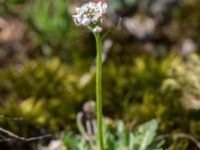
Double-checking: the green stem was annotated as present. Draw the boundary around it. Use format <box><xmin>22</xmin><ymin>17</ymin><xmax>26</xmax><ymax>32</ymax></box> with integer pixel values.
<box><xmin>94</xmin><ymin>33</ymin><xmax>104</xmax><ymax>150</ymax></box>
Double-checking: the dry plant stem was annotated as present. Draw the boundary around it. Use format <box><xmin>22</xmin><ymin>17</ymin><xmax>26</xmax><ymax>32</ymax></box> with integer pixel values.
<box><xmin>94</xmin><ymin>33</ymin><xmax>104</xmax><ymax>150</ymax></box>
<box><xmin>0</xmin><ymin>127</ymin><xmax>51</xmax><ymax>142</ymax></box>
<box><xmin>157</xmin><ymin>133</ymin><xmax>200</xmax><ymax>149</ymax></box>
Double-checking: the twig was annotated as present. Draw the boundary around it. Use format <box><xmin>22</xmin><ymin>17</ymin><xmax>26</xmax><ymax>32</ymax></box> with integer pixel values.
<box><xmin>0</xmin><ymin>127</ymin><xmax>52</xmax><ymax>142</ymax></box>
<box><xmin>156</xmin><ymin>133</ymin><xmax>200</xmax><ymax>149</ymax></box>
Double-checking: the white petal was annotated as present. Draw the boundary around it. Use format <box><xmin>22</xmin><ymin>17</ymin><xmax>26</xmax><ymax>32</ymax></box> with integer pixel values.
<box><xmin>81</xmin><ymin>18</ymin><xmax>91</xmax><ymax>26</ymax></box>
<box><xmin>102</xmin><ymin>3</ymin><xmax>107</xmax><ymax>14</ymax></box>
<box><xmin>97</xmin><ymin>2</ymin><xmax>102</xmax><ymax>7</ymax></box>
<box><xmin>75</xmin><ymin>7</ymin><xmax>81</xmax><ymax>13</ymax></box>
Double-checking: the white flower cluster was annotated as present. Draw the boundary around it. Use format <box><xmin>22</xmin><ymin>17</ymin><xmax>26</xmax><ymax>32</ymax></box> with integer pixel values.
<box><xmin>73</xmin><ymin>2</ymin><xmax>107</xmax><ymax>33</ymax></box>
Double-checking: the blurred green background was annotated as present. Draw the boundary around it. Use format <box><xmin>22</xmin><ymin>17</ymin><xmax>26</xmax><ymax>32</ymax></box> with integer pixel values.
<box><xmin>0</xmin><ymin>0</ymin><xmax>200</xmax><ymax>149</ymax></box>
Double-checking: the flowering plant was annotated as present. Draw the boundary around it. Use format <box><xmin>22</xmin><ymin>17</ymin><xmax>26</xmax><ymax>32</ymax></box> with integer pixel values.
<box><xmin>73</xmin><ymin>1</ymin><xmax>107</xmax><ymax>150</ymax></box>
<box><xmin>71</xmin><ymin>2</ymin><xmax>164</xmax><ymax>150</ymax></box>
<box><xmin>38</xmin><ymin>1</ymin><xmax>164</xmax><ymax>150</ymax></box>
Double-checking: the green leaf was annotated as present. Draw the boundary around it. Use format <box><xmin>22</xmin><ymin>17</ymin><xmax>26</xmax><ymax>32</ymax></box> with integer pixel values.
<box><xmin>134</xmin><ymin>119</ymin><xmax>158</xmax><ymax>150</ymax></box>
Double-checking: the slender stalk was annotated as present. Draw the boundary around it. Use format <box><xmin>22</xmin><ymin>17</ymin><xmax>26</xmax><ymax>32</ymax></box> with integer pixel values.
<box><xmin>94</xmin><ymin>33</ymin><xmax>104</xmax><ymax>150</ymax></box>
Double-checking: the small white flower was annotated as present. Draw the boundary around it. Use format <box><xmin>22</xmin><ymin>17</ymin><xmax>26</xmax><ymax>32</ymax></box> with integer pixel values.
<box><xmin>72</xmin><ymin>2</ymin><xmax>107</xmax><ymax>32</ymax></box>
<box><xmin>81</xmin><ymin>18</ymin><xmax>91</xmax><ymax>26</ymax></box>
<box><xmin>93</xmin><ymin>26</ymin><xmax>102</xmax><ymax>33</ymax></box>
